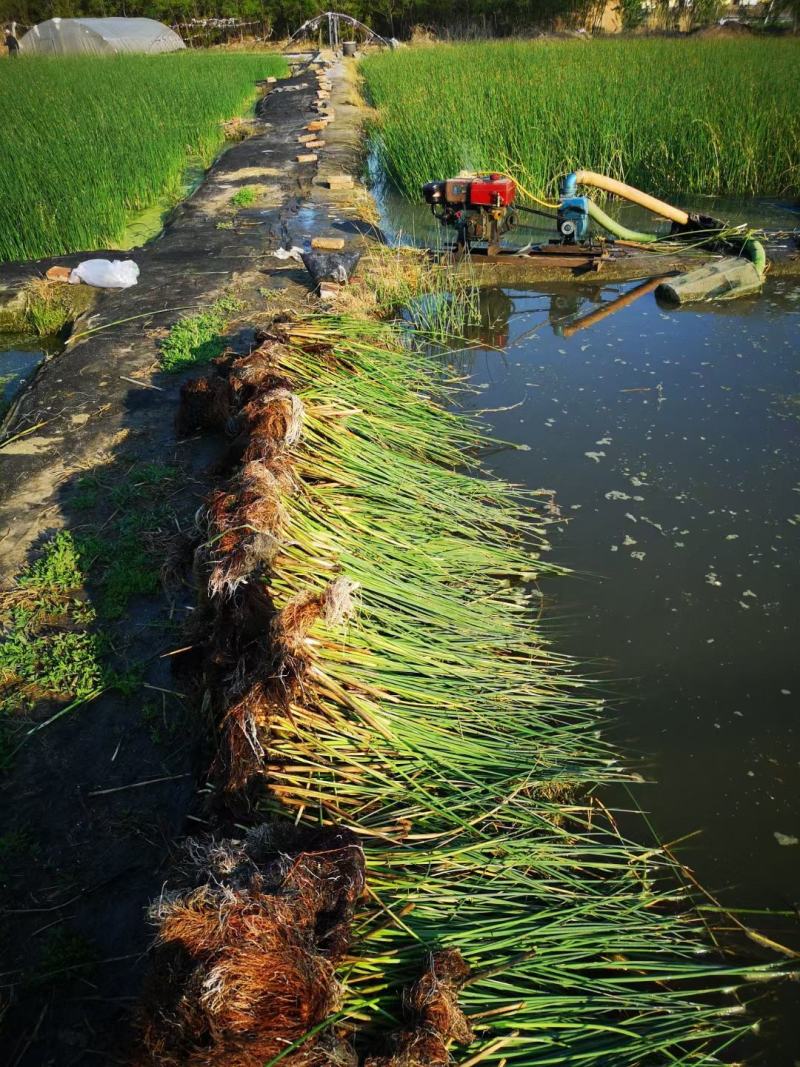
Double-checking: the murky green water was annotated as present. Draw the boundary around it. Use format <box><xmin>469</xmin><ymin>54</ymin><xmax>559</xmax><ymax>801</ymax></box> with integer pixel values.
<box><xmin>0</xmin><ymin>336</ymin><xmax>58</xmax><ymax>419</ymax></box>
<box><xmin>118</xmin><ymin>162</ymin><xmax>207</xmax><ymax>250</ymax></box>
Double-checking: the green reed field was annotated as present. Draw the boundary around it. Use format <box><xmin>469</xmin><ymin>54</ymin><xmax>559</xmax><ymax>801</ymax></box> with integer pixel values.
<box><xmin>0</xmin><ymin>52</ymin><xmax>287</xmax><ymax>263</ymax></box>
<box><xmin>361</xmin><ymin>39</ymin><xmax>800</xmax><ymax>201</ymax></box>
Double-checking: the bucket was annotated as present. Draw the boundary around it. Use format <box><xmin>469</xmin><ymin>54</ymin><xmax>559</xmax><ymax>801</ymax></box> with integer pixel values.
<box><xmin>342</xmin><ymin>41</ymin><xmax>357</xmax><ymax>57</ymax></box>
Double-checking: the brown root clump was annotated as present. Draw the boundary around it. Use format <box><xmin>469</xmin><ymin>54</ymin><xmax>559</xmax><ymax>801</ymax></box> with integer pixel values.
<box><xmin>174</xmin><ymin>331</ymin><xmax>359</xmax><ymax>790</ymax></box>
<box><xmin>137</xmin><ymin>825</ymin><xmax>364</xmax><ymax>1067</ymax></box>
<box><xmin>137</xmin><ymin>325</ymin><xmax>372</xmax><ymax>1067</ymax></box>
<box><xmin>273</xmin><ymin>577</ymin><xmax>360</xmax><ymax>661</ymax></box>
<box><xmin>239</xmin><ymin>387</ymin><xmax>305</xmax><ymax>462</ymax></box>
<box><xmin>205</xmin><ymin>460</ymin><xmax>293</xmax><ymax>598</ymax></box>
<box><xmin>209</xmin><ymin>575</ymin><xmax>359</xmax><ymax>793</ymax></box>
<box><xmin>216</xmin><ymin>679</ymin><xmax>271</xmax><ymax>792</ymax></box>
<box><xmin>228</xmin><ymin>344</ymin><xmax>294</xmax><ymax>396</ymax></box>
<box><xmin>364</xmin><ymin>949</ymin><xmax>474</xmax><ymax>1067</ymax></box>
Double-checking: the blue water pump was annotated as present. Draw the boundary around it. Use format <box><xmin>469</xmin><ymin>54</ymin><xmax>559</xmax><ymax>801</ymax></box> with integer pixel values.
<box><xmin>555</xmin><ymin>172</ymin><xmax>589</xmax><ymax>243</ymax></box>
<box><xmin>556</xmin><ymin>196</ymin><xmax>589</xmax><ymax>243</ymax></box>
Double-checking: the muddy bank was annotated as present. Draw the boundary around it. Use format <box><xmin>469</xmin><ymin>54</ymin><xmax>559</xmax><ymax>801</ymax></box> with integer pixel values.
<box><xmin>0</xmin><ymin>58</ymin><xmax>376</xmax><ymax>1067</ymax></box>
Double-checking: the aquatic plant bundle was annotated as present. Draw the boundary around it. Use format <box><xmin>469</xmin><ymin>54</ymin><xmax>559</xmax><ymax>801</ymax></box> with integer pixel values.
<box><xmin>137</xmin><ymin>824</ymin><xmax>365</xmax><ymax>1067</ymax></box>
<box><xmin>156</xmin><ymin>317</ymin><xmax>783</xmax><ymax>1065</ymax></box>
<box><xmin>0</xmin><ymin>52</ymin><xmax>288</xmax><ymax>262</ymax></box>
<box><xmin>361</xmin><ymin>39</ymin><xmax>800</xmax><ymax>201</ymax></box>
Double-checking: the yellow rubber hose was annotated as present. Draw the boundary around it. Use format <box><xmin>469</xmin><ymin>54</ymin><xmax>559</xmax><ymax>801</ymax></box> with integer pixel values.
<box><xmin>572</xmin><ymin>170</ymin><xmax>689</xmax><ymax>225</ymax></box>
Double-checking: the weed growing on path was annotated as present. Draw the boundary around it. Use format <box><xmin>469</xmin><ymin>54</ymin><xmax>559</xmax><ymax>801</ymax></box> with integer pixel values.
<box><xmin>160</xmin><ymin>297</ymin><xmax>244</xmax><ymax>372</ymax></box>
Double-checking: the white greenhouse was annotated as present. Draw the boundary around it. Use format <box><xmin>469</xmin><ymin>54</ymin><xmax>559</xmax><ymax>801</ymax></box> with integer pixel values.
<box><xmin>20</xmin><ymin>17</ymin><xmax>186</xmax><ymax>56</ymax></box>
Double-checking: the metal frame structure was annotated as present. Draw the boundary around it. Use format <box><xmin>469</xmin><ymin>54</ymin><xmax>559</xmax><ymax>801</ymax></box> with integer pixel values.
<box><xmin>286</xmin><ymin>11</ymin><xmax>388</xmax><ymax>49</ymax></box>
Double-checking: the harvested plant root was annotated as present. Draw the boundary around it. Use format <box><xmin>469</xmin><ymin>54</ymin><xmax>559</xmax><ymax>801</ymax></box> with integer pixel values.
<box><xmin>180</xmin><ymin>334</ymin><xmax>359</xmax><ymax>794</ymax></box>
<box><xmin>208</xmin><ymin>574</ymin><xmax>360</xmax><ymax>793</ymax></box>
<box><xmin>365</xmin><ymin>949</ymin><xmax>474</xmax><ymax>1067</ymax></box>
<box><xmin>137</xmin><ymin>824</ymin><xmax>364</xmax><ymax>1067</ymax></box>
<box><xmin>205</xmin><ymin>460</ymin><xmax>292</xmax><ymax>598</ymax></box>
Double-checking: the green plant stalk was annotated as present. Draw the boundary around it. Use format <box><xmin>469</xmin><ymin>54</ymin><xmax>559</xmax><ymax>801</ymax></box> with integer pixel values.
<box><xmin>361</xmin><ymin>39</ymin><xmax>800</xmax><ymax>202</ymax></box>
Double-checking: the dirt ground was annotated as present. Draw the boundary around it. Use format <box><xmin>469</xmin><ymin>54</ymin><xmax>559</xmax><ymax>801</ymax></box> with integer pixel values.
<box><xmin>0</xmin><ymin>56</ymin><xmax>377</xmax><ymax>1066</ymax></box>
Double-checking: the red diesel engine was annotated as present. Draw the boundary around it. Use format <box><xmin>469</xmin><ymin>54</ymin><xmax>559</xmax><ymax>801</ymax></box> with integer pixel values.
<box><xmin>422</xmin><ymin>174</ymin><xmax>518</xmax><ymax>249</ymax></box>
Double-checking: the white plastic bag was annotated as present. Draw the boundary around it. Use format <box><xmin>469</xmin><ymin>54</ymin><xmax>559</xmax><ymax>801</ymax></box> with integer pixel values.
<box><xmin>271</xmin><ymin>246</ymin><xmax>305</xmax><ymax>262</ymax></box>
<box><xmin>69</xmin><ymin>259</ymin><xmax>140</xmax><ymax>288</ymax></box>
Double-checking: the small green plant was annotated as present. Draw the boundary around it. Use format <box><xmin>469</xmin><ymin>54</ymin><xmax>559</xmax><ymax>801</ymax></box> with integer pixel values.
<box><xmin>17</xmin><ymin>531</ymin><xmax>83</xmax><ymax>593</ymax></box>
<box><xmin>0</xmin><ymin>625</ymin><xmax>106</xmax><ymax>700</ymax></box>
<box><xmin>160</xmin><ymin>296</ymin><xmax>244</xmax><ymax>373</ymax></box>
<box><xmin>1</xmin><ymin>535</ymin><xmax>106</xmax><ymax>704</ymax></box>
<box><xmin>230</xmin><ymin>185</ymin><xmax>258</xmax><ymax>207</ymax></box>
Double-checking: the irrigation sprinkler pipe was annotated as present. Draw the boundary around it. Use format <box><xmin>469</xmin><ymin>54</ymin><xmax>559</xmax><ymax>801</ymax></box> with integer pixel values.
<box><xmin>561</xmin><ymin>170</ymin><xmax>690</xmax><ymax>225</ymax></box>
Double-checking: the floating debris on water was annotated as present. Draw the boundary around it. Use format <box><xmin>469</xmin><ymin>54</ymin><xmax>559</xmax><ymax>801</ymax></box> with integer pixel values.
<box><xmin>773</xmin><ymin>832</ymin><xmax>798</xmax><ymax>847</ymax></box>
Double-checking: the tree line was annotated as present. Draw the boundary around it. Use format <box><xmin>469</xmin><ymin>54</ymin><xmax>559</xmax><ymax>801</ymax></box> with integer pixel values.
<box><xmin>3</xmin><ymin>0</ymin><xmax>795</xmax><ymax>41</ymax></box>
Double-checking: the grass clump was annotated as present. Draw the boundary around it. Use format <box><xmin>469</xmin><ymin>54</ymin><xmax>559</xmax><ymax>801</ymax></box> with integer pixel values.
<box><xmin>0</xmin><ymin>533</ymin><xmax>106</xmax><ymax>715</ymax></box>
<box><xmin>332</xmin><ymin>244</ymin><xmax>480</xmax><ymax>342</ymax></box>
<box><xmin>160</xmin><ymin>296</ymin><xmax>244</xmax><ymax>372</ymax></box>
<box><xmin>0</xmin><ymin>52</ymin><xmax>288</xmax><ymax>262</ymax></box>
<box><xmin>23</xmin><ymin>280</ymin><xmax>94</xmax><ymax>338</ymax></box>
<box><xmin>361</xmin><ymin>38</ymin><xmax>800</xmax><ymax>199</ymax></box>
<box><xmin>230</xmin><ymin>185</ymin><xmax>259</xmax><ymax>207</ymax></box>
<box><xmin>0</xmin><ymin>626</ymin><xmax>106</xmax><ymax>702</ymax></box>
<box><xmin>16</xmin><ymin>529</ymin><xmax>84</xmax><ymax>593</ymax></box>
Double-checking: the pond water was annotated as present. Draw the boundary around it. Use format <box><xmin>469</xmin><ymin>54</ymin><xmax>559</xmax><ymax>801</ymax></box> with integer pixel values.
<box><xmin>461</xmin><ymin>278</ymin><xmax>800</xmax><ymax>1058</ymax></box>
<box><xmin>378</xmin><ymin>186</ymin><xmax>800</xmax><ymax>1056</ymax></box>
<box><xmin>0</xmin><ymin>336</ymin><xmax>58</xmax><ymax>419</ymax></box>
